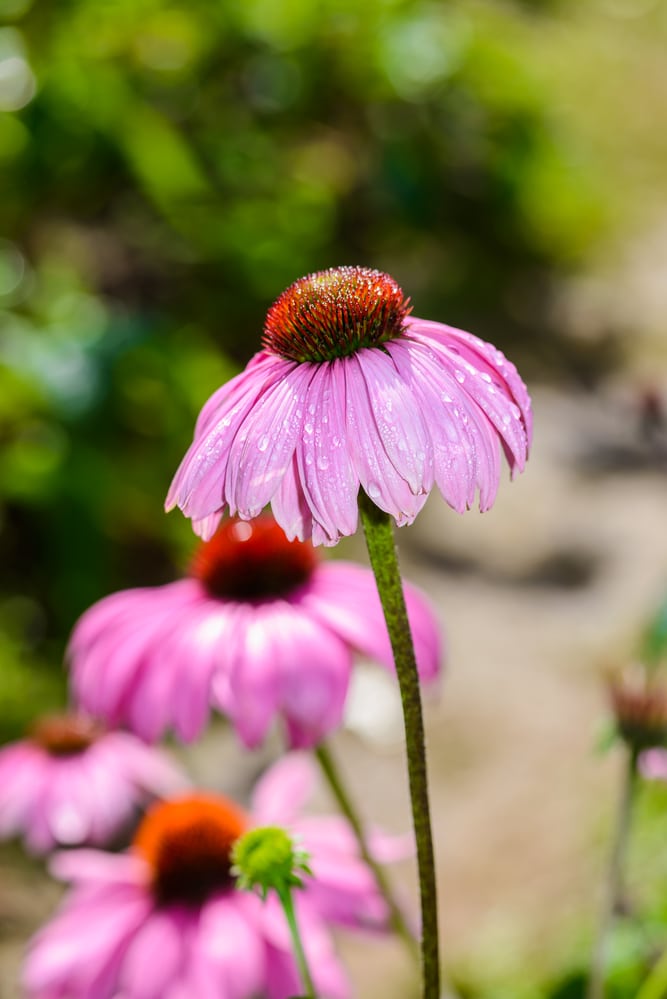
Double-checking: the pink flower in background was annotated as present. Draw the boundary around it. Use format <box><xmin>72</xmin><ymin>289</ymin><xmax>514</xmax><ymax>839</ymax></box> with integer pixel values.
<box><xmin>639</xmin><ymin>748</ymin><xmax>667</xmax><ymax>781</ymax></box>
<box><xmin>0</xmin><ymin>714</ymin><xmax>186</xmax><ymax>854</ymax></box>
<box><xmin>166</xmin><ymin>266</ymin><xmax>532</xmax><ymax>546</ymax></box>
<box><xmin>23</xmin><ymin>754</ymin><xmax>409</xmax><ymax>999</ymax></box>
<box><xmin>70</xmin><ymin>515</ymin><xmax>441</xmax><ymax>749</ymax></box>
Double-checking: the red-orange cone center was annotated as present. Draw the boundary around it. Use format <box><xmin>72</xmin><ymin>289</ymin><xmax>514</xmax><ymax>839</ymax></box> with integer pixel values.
<box><xmin>134</xmin><ymin>794</ymin><xmax>249</xmax><ymax>907</ymax></box>
<box><xmin>262</xmin><ymin>265</ymin><xmax>410</xmax><ymax>363</ymax></box>
<box><xmin>191</xmin><ymin>516</ymin><xmax>317</xmax><ymax>601</ymax></box>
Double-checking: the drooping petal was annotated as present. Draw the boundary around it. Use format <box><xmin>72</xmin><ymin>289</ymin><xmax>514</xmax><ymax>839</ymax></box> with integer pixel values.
<box><xmin>118</xmin><ymin>909</ymin><xmax>190</xmax><ymax>999</ymax></box>
<box><xmin>407</xmin><ymin>318</ymin><xmax>531</xmax><ymax>473</ymax></box>
<box><xmin>295</xmin><ymin>361</ymin><xmax>359</xmax><ymax>544</ymax></box>
<box><xmin>270</xmin><ymin>453</ymin><xmax>316</xmax><ymax>543</ymax></box>
<box><xmin>225</xmin><ymin>362</ymin><xmax>313</xmax><ymax>519</ymax></box>
<box><xmin>221</xmin><ymin>605</ymin><xmax>282</xmax><ymax>748</ymax></box>
<box><xmin>388</xmin><ymin>338</ymin><xmax>480</xmax><ymax>511</ymax></box>
<box><xmin>166</xmin><ymin>355</ymin><xmax>281</xmax><ymax>519</ymax></box>
<box><xmin>344</xmin><ymin>352</ymin><xmax>429</xmax><ymax>523</ymax></box>
<box><xmin>273</xmin><ymin>607</ymin><xmax>352</xmax><ymax>748</ymax></box>
<box><xmin>302</xmin><ymin>561</ymin><xmax>442</xmax><ymax>683</ymax></box>
<box><xmin>196</xmin><ymin>895</ymin><xmax>266</xmax><ymax>999</ymax></box>
<box><xmin>407</xmin><ymin>317</ymin><xmax>533</xmax><ymax>445</ymax></box>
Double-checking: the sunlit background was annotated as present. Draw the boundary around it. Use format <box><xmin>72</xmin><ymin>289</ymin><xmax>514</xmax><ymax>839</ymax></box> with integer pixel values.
<box><xmin>2</xmin><ymin>0</ymin><xmax>667</xmax><ymax>996</ymax></box>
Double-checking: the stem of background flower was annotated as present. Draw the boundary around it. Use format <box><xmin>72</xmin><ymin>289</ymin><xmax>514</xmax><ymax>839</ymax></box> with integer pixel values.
<box><xmin>278</xmin><ymin>886</ymin><xmax>318</xmax><ymax>999</ymax></box>
<box><xmin>635</xmin><ymin>944</ymin><xmax>667</xmax><ymax>999</ymax></box>
<box><xmin>315</xmin><ymin>740</ymin><xmax>419</xmax><ymax>960</ymax></box>
<box><xmin>358</xmin><ymin>492</ymin><xmax>440</xmax><ymax>999</ymax></box>
<box><xmin>587</xmin><ymin>747</ymin><xmax>639</xmax><ymax>999</ymax></box>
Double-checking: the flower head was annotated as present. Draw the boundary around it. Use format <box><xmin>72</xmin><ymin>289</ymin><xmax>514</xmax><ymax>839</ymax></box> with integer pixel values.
<box><xmin>0</xmin><ymin>713</ymin><xmax>186</xmax><ymax>854</ymax></box>
<box><xmin>23</xmin><ymin>754</ymin><xmax>409</xmax><ymax>999</ymax></box>
<box><xmin>608</xmin><ymin>671</ymin><xmax>667</xmax><ymax>753</ymax></box>
<box><xmin>69</xmin><ymin>514</ymin><xmax>441</xmax><ymax>748</ymax></box>
<box><xmin>232</xmin><ymin>825</ymin><xmax>312</xmax><ymax>898</ymax></box>
<box><xmin>166</xmin><ymin>265</ymin><xmax>532</xmax><ymax>546</ymax></box>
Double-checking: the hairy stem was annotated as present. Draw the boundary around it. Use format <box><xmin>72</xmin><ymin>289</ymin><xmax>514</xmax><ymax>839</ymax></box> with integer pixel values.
<box><xmin>315</xmin><ymin>741</ymin><xmax>419</xmax><ymax>959</ymax></box>
<box><xmin>587</xmin><ymin>748</ymin><xmax>639</xmax><ymax>999</ymax></box>
<box><xmin>359</xmin><ymin>492</ymin><xmax>440</xmax><ymax>999</ymax></box>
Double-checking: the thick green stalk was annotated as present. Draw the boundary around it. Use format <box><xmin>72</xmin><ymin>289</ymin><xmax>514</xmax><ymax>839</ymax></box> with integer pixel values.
<box><xmin>315</xmin><ymin>741</ymin><xmax>418</xmax><ymax>960</ymax></box>
<box><xmin>358</xmin><ymin>492</ymin><xmax>441</xmax><ymax>999</ymax></box>
<box><xmin>278</xmin><ymin>886</ymin><xmax>318</xmax><ymax>999</ymax></box>
<box><xmin>587</xmin><ymin>748</ymin><xmax>639</xmax><ymax>999</ymax></box>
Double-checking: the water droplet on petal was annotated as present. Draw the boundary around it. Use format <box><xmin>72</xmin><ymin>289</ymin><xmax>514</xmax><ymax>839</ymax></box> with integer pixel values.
<box><xmin>368</xmin><ymin>482</ymin><xmax>381</xmax><ymax>499</ymax></box>
<box><xmin>454</xmin><ymin>370</ymin><xmax>465</xmax><ymax>384</ymax></box>
<box><xmin>317</xmin><ymin>455</ymin><xmax>329</xmax><ymax>471</ymax></box>
<box><xmin>257</xmin><ymin>435</ymin><xmax>269</xmax><ymax>452</ymax></box>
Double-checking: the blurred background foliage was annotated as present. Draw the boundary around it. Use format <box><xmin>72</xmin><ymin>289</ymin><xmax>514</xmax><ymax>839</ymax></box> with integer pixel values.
<box><xmin>0</xmin><ymin>0</ymin><xmax>665</xmax><ymax>729</ymax></box>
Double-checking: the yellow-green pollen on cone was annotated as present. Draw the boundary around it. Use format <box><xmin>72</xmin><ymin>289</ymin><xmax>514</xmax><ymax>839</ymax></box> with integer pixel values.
<box><xmin>262</xmin><ymin>266</ymin><xmax>411</xmax><ymax>363</ymax></box>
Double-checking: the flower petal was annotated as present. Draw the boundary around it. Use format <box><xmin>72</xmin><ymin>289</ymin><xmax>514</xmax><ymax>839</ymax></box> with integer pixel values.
<box><xmin>225</xmin><ymin>362</ymin><xmax>313</xmax><ymax>519</ymax></box>
<box><xmin>166</xmin><ymin>354</ymin><xmax>280</xmax><ymax>519</ymax></box>
<box><xmin>344</xmin><ymin>353</ymin><xmax>429</xmax><ymax>524</ymax></box>
<box><xmin>295</xmin><ymin>361</ymin><xmax>359</xmax><ymax>544</ymax></box>
<box><xmin>302</xmin><ymin>562</ymin><xmax>442</xmax><ymax>683</ymax></box>
<box><xmin>250</xmin><ymin>752</ymin><xmax>317</xmax><ymax>826</ymax></box>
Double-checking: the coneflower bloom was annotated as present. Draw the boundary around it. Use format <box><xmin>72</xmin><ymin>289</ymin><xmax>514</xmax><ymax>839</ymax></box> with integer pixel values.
<box><xmin>69</xmin><ymin>515</ymin><xmax>440</xmax><ymax>749</ymax></box>
<box><xmin>0</xmin><ymin>714</ymin><xmax>186</xmax><ymax>854</ymax></box>
<box><xmin>23</xmin><ymin>754</ymin><xmax>409</xmax><ymax>999</ymax></box>
<box><xmin>166</xmin><ymin>266</ymin><xmax>532</xmax><ymax>546</ymax></box>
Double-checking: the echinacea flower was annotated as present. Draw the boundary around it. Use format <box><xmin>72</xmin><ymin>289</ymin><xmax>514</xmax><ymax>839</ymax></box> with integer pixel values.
<box><xmin>69</xmin><ymin>515</ymin><xmax>440</xmax><ymax>748</ymax></box>
<box><xmin>166</xmin><ymin>266</ymin><xmax>532</xmax><ymax>546</ymax></box>
<box><xmin>0</xmin><ymin>714</ymin><xmax>186</xmax><ymax>854</ymax></box>
<box><xmin>23</xmin><ymin>754</ymin><xmax>409</xmax><ymax>999</ymax></box>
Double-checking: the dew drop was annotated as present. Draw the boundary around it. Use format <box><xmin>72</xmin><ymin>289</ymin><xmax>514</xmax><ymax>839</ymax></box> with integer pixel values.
<box><xmin>304</xmin><ymin>423</ymin><xmax>314</xmax><ymax>435</ymax></box>
<box><xmin>257</xmin><ymin>435</ymin><xmax>270</xmax><ymax>452</ymax></box>
<box><xmin>368</xmin><ymin>482</ymin><xmax>381</xmax><ymax>499</ymax></box>
<box><xmin>317</xmin><ymin>455</ymin><xmax>329</xmax><ymax>471</ymax></box>
<box><xmin>454</xmin><ymin>370</ymin><xmax>465</xmax><ymax>384</ymax></box>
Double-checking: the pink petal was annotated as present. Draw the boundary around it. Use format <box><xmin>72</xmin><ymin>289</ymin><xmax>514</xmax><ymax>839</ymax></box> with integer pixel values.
<box><xmin>344</xmin><ymin>352</ymin><xmax>429</xmax><ymax>524</ymax></box>
<box><xmin>224</xmin><ymin>361</ymin><xmax>313</xmax><ymax>518</ymax></box>
<box><xmin>197</xmin><ymin>895</ymin><xmax>266</xmax><ymax>999</ymax></box>
<box><xmin>295</xmin><ymin>361</ymin><xmax>359</xmax><ymax>544</ymax></box>
<box><xmin>119</xmin><ymin>909</ymin><xmax>189</xmax><ymax>999</ymax></box>
<box><xmin>165</xmin><ymin>355</ymin><xmax>280</xmax><ymax>519</ymax></box>
<box><xmin>271</xmin><ymin>453</ymin><xmax>315</xmax><ymax>543</ymax></box>
<box><xmin>302</xmin><ymin>562</ymin><xmax>442</xmax><ymax>683</ymax></box>
<box><xmin>222</xmin><ymin>605</ymin><xmax>282</xmax><ymax>748</ymax></box>
<box><xmin>408</xmin><ymin>318</ymin><xmax>531</xmax><ymax>473</ymax></box>
<box><xmin>250</xmin><ymin>753</ymin><xmax>317</xmax><ymax>826</ymax></box>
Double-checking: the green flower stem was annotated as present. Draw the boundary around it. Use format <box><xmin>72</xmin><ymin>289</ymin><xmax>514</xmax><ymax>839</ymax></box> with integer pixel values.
<box><xmin>359</xmin><ymin>492</ymin><xmax>440</xmax><ymax>999</ymax></box>
<box><xmin>278</xmin><ymin>886</ymin><xmax>318</xmax><ymax>999</ymax></box>
<box><xmin>315</xmin><ymin>741</ymin><xmax>419</xmax><ymax>960</ymax></box>
<box><xmin>587</xmin><ymin>747</ymin><xmax>639</xmax><ymax>999</ymax></box>
<box><xmin>635</xmin><ymin>946</ymin><xmax>667</xmax><ymax>999</ymax></box>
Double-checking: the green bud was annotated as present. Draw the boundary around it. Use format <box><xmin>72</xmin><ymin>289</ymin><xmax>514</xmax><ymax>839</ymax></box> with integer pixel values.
<box><xmin>231</xmin><ymin>826</ymin><xmax>312</xmax><ymax>900</ymax></box>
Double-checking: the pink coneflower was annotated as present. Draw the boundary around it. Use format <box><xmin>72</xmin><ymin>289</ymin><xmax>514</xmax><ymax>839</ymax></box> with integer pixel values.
<box><xmin>0</xmin><ymin>714</ymin><xmax>186</xmax><ymax>854</ymax></box>
<box><xmin>166</xmin><ymin>266</ymin><xmax>532</xmax><ymax>546</ymax></box>
<box><xmin>69</xmin><ymin>515</ymin><xmax>440</xmax><ymax>748</ymax></box>
<box><xmin>23</xmin><ymin>754</ymin><xmax>408</xmax><ymax>999</ymax></box>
